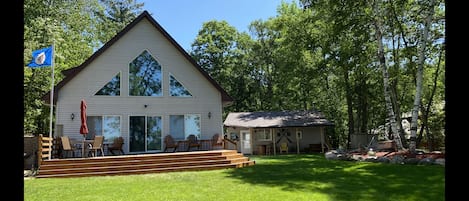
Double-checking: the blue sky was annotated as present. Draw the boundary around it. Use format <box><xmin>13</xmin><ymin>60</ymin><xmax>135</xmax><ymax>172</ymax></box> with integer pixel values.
<box><xmin>142</xmin><ymin>0</ymin><xmax>293</xmax><ymax>51</ymax></box>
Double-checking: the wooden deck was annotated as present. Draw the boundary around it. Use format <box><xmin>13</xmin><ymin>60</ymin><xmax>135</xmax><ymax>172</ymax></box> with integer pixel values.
<box><xmin>36</xmin><ymin>150</ymin><xmax>254</xmax><ymax>178</ymax></box>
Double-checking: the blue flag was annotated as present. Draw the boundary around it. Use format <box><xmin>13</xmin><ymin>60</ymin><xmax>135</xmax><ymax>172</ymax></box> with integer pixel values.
<box><xmin>27</xmin><ymin>46</ymin><xmax>53</xmax><ymax>68</ymax></box>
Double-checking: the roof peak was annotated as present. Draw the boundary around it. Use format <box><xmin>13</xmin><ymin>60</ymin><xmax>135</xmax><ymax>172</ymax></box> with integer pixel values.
<box><xmin>43</xmin><ymin>9</ymin><xmax>233</xmax><ymax>104</ymax></box>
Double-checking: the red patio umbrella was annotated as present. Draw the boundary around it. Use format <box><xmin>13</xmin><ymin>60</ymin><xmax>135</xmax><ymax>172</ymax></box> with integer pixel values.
<box><xmin>79</xmin><ymin>99</ymin><xmax>89</xmax><ymax>157</ymax></box>
<box><xmin>79</xmin><ymin>99</ymin><xmax>89</xmax><ymax>136</ymax></box>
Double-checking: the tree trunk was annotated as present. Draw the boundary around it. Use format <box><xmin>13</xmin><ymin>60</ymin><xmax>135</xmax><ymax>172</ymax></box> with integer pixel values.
<box><xmin>409</xmin><ymin>0</ymin><xmax>436</xmax><ymax>154</ymax></box>
<box><xmin>391</xmin><ymin>80</ymin><xmax>407</xmax><ymax>147</ymax></box>
<box><xmin>372</xmin><ymin>0</ymin><xmax>403</xmax><ymax>150</ymax></box>
<box><xmin>389</xmin><ymin>14</ymin><xmax>408</xmax><ymax>148</ymax></box>
<box><xmin>344</xmin><ymin>66</ymin><xmax>355</xmax><ymax>149</ymax></box>
<box><xmin>417</xmin><ymin>43</ymin><xmax>443</xmax><ymax>150</ymax></box>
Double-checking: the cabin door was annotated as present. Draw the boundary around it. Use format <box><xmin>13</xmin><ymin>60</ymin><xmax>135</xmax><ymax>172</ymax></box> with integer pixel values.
<box><xmin>240</xmin><ymin>130</ymin><xmax>252</xmax><ymax>154</ymax></box>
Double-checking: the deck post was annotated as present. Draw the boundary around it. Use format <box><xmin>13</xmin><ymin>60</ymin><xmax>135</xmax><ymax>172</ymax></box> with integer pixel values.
<box><xmin>272</xmin><ymin>128</ymin><xmax>276</xmax><ymax>156</ymax></box>
<box><xmin>296</xmin><ymin>128</ymin><xmax>300</xmax><ymax>154</ymax></box>
<box><xmin>320</xmin><ymin>127</ymin><xmax>325</xmax><ymax>153</ymax></box>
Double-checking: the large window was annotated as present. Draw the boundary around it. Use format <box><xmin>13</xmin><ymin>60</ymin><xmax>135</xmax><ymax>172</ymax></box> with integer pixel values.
<box><xmin>129</xmin><ymin>50</ymin><xmax>162</xmax><ymax>96</ymax></box>
<box><xmin>95</xmin><ymin>72</ymin><xmax>120</xmax><ymax>96</ymax></box>
<box><xmin>86</xmin><ymin>116</ymin><xmax>121</xmax><ymax>142</ymax></box>
<box><xmin>169</xmin><ymin>74</ymin><xmax>192</xmax><ymax>97</ymax></box>
<box><xmin>129</xmin><ymin>116</ymin><xmax>162</xmax><ymax>152</ymax></box>
<box><xmin>169</xmin><ymin>114</ymin><xmax>201</xmax><ymax>140</ymax></box>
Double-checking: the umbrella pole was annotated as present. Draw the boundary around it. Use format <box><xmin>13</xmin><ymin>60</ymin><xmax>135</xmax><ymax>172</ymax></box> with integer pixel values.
<box><xmin>83</xmin><ymin>136</ymin><xmax>86</xmax><ymax>158</ymax></box>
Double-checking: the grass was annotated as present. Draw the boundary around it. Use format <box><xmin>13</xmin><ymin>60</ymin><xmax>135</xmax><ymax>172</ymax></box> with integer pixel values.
<box><xmin>24</xmin><ymin>153</ymin><xmax>445</xmax><ymax>201</ymax></box>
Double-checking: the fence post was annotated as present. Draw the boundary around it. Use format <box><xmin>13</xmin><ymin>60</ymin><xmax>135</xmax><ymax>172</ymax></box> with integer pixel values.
<box><xmin>37</xmin><ymin>134</ymin><xmax>43</xmax><ymax>169</ymax></box>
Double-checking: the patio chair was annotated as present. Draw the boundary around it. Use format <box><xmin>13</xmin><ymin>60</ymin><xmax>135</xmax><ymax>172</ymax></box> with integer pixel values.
<box><xmin>163</xmin><ymin>135</ymin><xmax>179</xmax><ymax>152</ymax></box>
<box><xmin>108</xmin><ymin>136</ymin><xmax>125</xmax><ymax>155</ymax></box>
<box><xmin>211</xmin><ymin>133</ymin><xmax>224</xmax><ymax>150</ymax></box>
<box><xmin>187</xmin><ymin>134</ymin><xmax>201</xmax><ymax>151</ymax></box>
<box><xmin>88</xmin><ymin>135</ymin><xmax>105</xmax><ymax>157</ymax></box>
<box><xmin>61</xmin><ymin>136</ymin><xmax>78</xmax><ymax>158</ymax></box>
<box><xmin>279</xmin><ymin>142</ymin><xmax>288</xmax><ymax>154</ymax></box>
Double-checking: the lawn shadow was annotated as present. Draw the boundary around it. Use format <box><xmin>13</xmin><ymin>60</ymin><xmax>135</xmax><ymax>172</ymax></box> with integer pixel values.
<box><xmin>225</xmin><ymin>154</ymin><xmax>445</xmax><ymax>201</ymax></box>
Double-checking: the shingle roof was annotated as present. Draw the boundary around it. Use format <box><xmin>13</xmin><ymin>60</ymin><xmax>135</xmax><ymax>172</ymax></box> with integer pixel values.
<box><xmin>43</xmin><ymin>10</ymin><xmax>233</xmax><ymax>104</ymax></box>
<box><xmin>223</xmin><ymin>110</ymin><xmax>334</xmax><ymax>128</ymax></box>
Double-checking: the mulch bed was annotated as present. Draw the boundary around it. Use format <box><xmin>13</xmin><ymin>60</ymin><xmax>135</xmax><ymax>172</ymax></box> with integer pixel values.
<box><xmin>348</xmin><ymin>150</ymin><xmax>445</xmax><ymax>160</ymax></box>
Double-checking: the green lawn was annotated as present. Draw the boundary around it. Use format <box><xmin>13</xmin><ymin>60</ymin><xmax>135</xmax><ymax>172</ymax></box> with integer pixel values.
<box><xmin>24</xmin><ymin>154</ymin><xmax>445</xmax><ymax>201</ymax></box>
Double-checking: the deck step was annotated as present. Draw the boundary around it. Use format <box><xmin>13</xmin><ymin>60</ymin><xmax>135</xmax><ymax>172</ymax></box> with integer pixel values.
<box><xmin>36</xmin><ymin>150</ymin><xmax>254</xmax><ymax>178</ymax></box>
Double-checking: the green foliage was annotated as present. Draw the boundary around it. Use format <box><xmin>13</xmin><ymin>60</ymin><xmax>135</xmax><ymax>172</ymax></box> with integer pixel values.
<box><xmin>23</xmin><ymin>0</ymin><xmax>144</xmax><ymax>135</ymax></box>
<box><xmin>94</xmin><ymin>0</ymin><xmax>144</xmax><ymax>44</ymax></box>
<box><xmin>24</xmin><ymin>154</ymin><xmax>445</xmax><ymax>201</ymax></box>
<box><xmin>190</xmin><ymin>0</ymin><xmax>445</xmax><ymax>149</ymax></box>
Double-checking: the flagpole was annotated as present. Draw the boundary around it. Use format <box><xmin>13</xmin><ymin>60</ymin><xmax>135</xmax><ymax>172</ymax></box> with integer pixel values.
<box><xmin>48</xmin><ymin>44</ymin><xmax>55</xmax><ymax>160</ymax></box>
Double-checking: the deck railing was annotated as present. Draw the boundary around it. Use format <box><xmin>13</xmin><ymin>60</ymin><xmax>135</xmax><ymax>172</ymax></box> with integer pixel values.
<box><xmin>223</xmin><ymin>137</ymin><xmax>238</xmax><ymax>150</ymax></box>
<box><xmin>37</xmin><ymin>134</ymin><xmax>53</xmax><ymax>168</ymax></box>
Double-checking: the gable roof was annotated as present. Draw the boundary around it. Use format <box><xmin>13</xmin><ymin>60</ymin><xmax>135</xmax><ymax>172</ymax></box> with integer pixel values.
<box><xmin>223</xmin><ymin>110</ymin><xmax>334</xmax><ymax>128</ymax></box>
<box><xmin>43</xmin><ymin>10</ymin><xmax>233</xmax><ymax>104</ymax></box>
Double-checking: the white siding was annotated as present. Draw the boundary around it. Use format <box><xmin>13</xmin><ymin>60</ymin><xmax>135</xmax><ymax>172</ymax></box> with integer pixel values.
<box><xmin>55</xmin><ymin>18</ymin><xmax>224</xmax><ymax>153</ymax></box>
<box><xmin>225</xmin><ymin>126</ymin><xmax>324</xmax><ymax>154</ymax></box>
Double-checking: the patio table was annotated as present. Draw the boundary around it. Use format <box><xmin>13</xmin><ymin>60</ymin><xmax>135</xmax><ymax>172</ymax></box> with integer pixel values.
<box><xmin>81</xmin><ymin>139</ymin><xmax>94</xmax><ymax>158</ymax></box>
<box><xmin>76</xmin><ymin>139</ymin><xmax>111</xmax><ymax>157</ymax></box>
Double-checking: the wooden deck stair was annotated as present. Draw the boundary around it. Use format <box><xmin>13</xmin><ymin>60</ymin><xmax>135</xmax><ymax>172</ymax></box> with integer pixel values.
<box><xmin>36</xmin><ymin>150</ymin><xmax>254</xmax><ymax>178</ymax></box>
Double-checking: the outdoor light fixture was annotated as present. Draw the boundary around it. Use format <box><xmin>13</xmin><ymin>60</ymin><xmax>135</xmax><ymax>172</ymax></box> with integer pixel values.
<box><xmin>208</xmin><ymin>112</ymin><xmax>212</xmax><ymax>119</ymax></box>
<box><xmin>71</xmin><ymin>113</ymin><xmax>75</xmax><ymax>120</ymax></box>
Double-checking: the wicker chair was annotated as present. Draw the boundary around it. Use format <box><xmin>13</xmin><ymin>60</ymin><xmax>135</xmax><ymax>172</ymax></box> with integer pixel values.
<box><xmin>61</xmin><ymin>136</ymin><xmax>78</xmax><ymax>158</ymax></box>
<box><xmin>88</xmin><ymin>135</ymin><xmax>105</xmax><ymax>157</ymax></box>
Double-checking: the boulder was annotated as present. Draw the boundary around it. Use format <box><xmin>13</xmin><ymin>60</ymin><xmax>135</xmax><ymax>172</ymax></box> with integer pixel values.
<box><xmin>404</xmin><ymin>158</ymin><xmax>420</xmax><ymax>165</ymax></box>
<box><xmin>434</xmin><ymin>158</ymin><xmax>445</xmax><ymax>166</ymax></box>
<box><xmin>390</xmin><ymin>155</ymin><xmax>405</xmax><ymax>164</ymax></box>
<box><xmin>325</xmin><ymin>150</ymin><xmax>338</xmax><ymax>160</ymax></box>
<box><xmin>377</xmin><ymin>157</ymin><xmax>390</xmax><ymax>163</ymax></box>
<box><xmin>418</xmin><ymin>157</ymin><xmax>436</xmax><ymax>165</ymax></box>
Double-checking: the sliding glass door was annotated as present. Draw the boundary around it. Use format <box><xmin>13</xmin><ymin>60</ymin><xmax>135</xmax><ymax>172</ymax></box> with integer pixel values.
<box><xmin>129</xmin><ymin>116</ymin><xmax>162</xmax><ymax>152</ymax></box>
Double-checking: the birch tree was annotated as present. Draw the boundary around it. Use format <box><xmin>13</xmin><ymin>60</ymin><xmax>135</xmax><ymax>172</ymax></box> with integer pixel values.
<box><xmin>409</xmin><ymin>0</ymin><xmax>438</xmax><ymax>154</ymax></box>
<box><xmin>372</xmin><ymin>0</ymin><xmax>404</xmax><ymax>150</ymax></box>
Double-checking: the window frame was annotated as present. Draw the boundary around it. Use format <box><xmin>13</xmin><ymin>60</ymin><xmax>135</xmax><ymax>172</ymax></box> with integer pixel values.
<box><xmin>255</xmin><ymin>128</ymin><xmax>272</xmax><ymax>141</ymax></box>
<box><xmin>94</xmin><ymin>71</ymin><xmax>121</xmax><ymax>96</ymax></box>
<box><xmin>169</xmin><ymin>73</ymin><xmax>193</xmax><ymax>97</ymax></box>
<box><xmin>86</xmin><ymin>115</ymin><xmax>121</xmax><ymax>143</ymax></box>
<box><xmin>169</xmin><ymin>114</ymin><xmax>201</xmax><ymax>140</ymax></box>
<box><xmin>128</xmin><ymin>50</ymin><xmax>163</xmax><ymax>97</ymax></box>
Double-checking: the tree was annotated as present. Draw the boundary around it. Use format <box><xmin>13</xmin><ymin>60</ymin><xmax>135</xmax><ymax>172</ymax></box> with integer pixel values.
<box><xmin>190</xmin><ymin>20</ymin><xmax>258</xmax><ymax>114</ymax></box>
<box><xmin>94</xmin><ymin>0</ymin><xmax>144</xmax><ymax>44</ymax></box>
<box><xmin>24</xmin><ymin>0</ymin><xmax>103</xmax><ymax>134</ymax></box>
<box><xmin>24</xmin><ymin>0</ymin><xmax>145</xmax><ymax>135</ymax></box>
<box><xmin>372</xmin><ymin>0</ymin><xmax>404</xmax><ymax>150</ymax></box>
<box><xmin>409</xmin><ymin>0</ymin><xmax>438</xmax><ymax>154</ymax></box>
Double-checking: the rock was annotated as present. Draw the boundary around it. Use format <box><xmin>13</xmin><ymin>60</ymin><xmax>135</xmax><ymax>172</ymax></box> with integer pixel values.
<box><xmin>377</xmin><ymin>157</ymin><xmax>390</xmax><ymax>163</ymax></box>
<box><xmin>325</xmin><ymin>150</ymin><xmax>338</xmax><ymax>160</ymax></box>
<box><xmin>404</xmin><ymin>158</ymin><xmax>420</xmax><ymax>165</ymax></box>
<box><xmin>434</xmin><ymin>158</ymin><xmax>445</xmax><ymax>166</ymax></box>
<box><xmin>418</xmin><ymin>157</ymin><xmax>435</xmax><ymax>165</ymax></box>
<box><xmin>365</xmin><ymin>157</ymin><xmax>378</xmax><ymax>162</ymax></box>
<box><xmin>390</xmin><ymin>155</ymin><xmax>405</xmax><ymax>164</ymax></box>
<box><xmin>337</xmin><ymin>154</ymin><xmax>353</xmax><ymax>161</ymax></box>
<box><xmin>352</xmin><ymin>154</ymin><xmax>365</xmax><ymax>161</ymax></box>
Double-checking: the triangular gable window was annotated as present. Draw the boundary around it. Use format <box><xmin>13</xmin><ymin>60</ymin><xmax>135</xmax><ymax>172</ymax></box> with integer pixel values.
<box><xmin>170</xmin><ymin>74</ymin><xmax>192</xmax><ymax>97</ymax></box>
<box><xmin>95</xmin><ymin>72</ymin><xmax>120</xmax><ymax>96</ymax></box>
<box><xmin>129</xmin><ymin>50</ymin><xmax>162</xmax><ymax>96</ymax></box>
